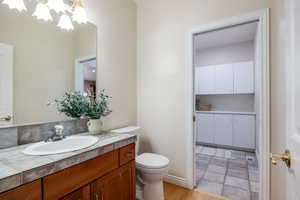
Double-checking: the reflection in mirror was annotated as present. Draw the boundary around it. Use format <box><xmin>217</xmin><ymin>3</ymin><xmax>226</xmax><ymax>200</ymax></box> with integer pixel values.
<box><xmin>0</xmin><ymin>5</ymin><xmax>97</xmax><ymax>126</ymax></box>
<box><xmin>75</xmin><ymin>57</ymin><xmax>97</xmax><ymax>97</ymax></box>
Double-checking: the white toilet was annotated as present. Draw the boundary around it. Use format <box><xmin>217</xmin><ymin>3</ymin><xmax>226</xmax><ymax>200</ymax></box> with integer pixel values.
<box><xmin>111</xmin><ymin>126</ymin><xmax>169</xmax><ymax>200</ymax></box>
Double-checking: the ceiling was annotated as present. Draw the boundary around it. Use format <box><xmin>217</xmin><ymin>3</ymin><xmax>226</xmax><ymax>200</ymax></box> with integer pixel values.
<box><xmin>194</xmin><ymin>22</ymin><xmax>258</xmax><ymax>51</ymax></box>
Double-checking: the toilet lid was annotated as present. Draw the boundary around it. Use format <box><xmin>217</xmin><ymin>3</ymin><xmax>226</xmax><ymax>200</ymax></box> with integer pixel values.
<box><xmin>136</xmin><ymin>153</ymin><xmax>169</xmax><ymax>169</ymax></box>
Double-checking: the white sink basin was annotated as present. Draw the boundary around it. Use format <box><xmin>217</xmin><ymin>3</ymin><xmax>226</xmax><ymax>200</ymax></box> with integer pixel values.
<box><xmin>23</xmin><ymin>135</ymin><xmax>99</xmax><ymax>156</ymax></box>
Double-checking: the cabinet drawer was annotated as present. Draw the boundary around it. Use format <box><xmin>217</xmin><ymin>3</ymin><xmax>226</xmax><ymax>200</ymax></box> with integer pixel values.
<box><xmin>43</xmin><ymin>150</ymin><xmax>119</xmax><ymax>200</ymax></box>
<box><xmin>119</xmin><ymin>144</ymin><xmax>135</xmax><ymax>166</ymax></box>
<box><xmin>0</xmin><ymin>180</ymin><xmax>41</xmax><ymax>200</ymax></box>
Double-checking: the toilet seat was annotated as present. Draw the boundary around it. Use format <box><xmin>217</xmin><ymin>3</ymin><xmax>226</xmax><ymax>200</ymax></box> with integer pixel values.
<box><xmin>136</xmin><ymin>153</ymin><xmax>169</xmax><ymax>169</ymax></box>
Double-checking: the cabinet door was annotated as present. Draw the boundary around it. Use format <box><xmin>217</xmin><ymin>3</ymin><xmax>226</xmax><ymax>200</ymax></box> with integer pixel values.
<box><xmin>43</xmin><ymin>150</ymin><xmax>118</xmax><ymax>200</ymax></box>
<box><xmin>215</xmin><ymin>64</ymin><xmax>234</xmax><ymax>94</ymax></box>
<box><xmin>196</xmin><ymin>114</ymin><xmax>214</xmax><ymax>144</ymax></box>
<box><xmin>214</xmin><ymin>114</ymin><xmax>233</xmax><ymax>146</ymax></box>
<box><xmin>233</xmin><ymin>115</ymin><xmax>255</xmax><ymax>149</ymax></box>
<box><xmin>198</xmin><ymin>66</ymin><xmax>215</xmax><ymax>94</ymax></box>
<box><xmin>0</xmin><ymin>180</ymin><xmax>41</xmax><ymax>200</ymax></box>
<box><xmin>91</xmin><ymin>162</ymin><xmax>135</xmax><ymax>200</ymax></box>
<box><xmin>233</xmin><ymin>61</ymin><xmax>254</xmax><ymax>94</ymax></box>
<box><xmin>60</xmin><ymin>185</ymin><xmax>90</xmax><ymax>200</ymax></box>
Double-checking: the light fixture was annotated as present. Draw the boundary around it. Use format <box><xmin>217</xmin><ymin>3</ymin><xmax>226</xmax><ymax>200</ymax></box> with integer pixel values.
<box><xmin>2</xmin><ymin>0</ymin><xmax>27</xmax><ymax>12</ymax></box>
<box><xmin>47</xmin><ymin>0</ymin><xmax>65</xmax><ymax>14</ymax></box>
<box><xmin>33</xmin><ymin>2</ymin><xmax>53</xmax><ymax>21</ymax></box>
<box><xmin>72</xmin><ymin>0</ymin><xmax>87</xmax><ymax>24</ymax></box>
<box><xmin>2</xmin><ymin>0</ymin><xmax>88</xmax><ymax>31</ymax></box>
<box><xmin>57</xmin><ymin>14</ymin><xmax>74</xmax><ymax>31</ymax></box>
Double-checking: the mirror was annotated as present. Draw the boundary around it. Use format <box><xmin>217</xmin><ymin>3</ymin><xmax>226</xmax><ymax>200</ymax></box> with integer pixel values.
<box><xmin>0</xmin><ymin>5</ymin><xmax>97</xmax><ymax>126</ymax></box>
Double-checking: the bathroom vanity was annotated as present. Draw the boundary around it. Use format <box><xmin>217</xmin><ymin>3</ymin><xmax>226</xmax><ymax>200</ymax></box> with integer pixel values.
<box><xmin>0</xmin><ymin>133</ymin><xmax>136</xmax><ymax>200</ymax></box>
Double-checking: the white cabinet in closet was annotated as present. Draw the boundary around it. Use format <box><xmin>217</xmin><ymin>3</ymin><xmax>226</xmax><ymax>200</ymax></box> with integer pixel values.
<box><xmin>215</xmin><ymin>64</ymin><xmax>234</xmax><ymax>94</ymax></box>
<box><xmin>196</xmin><ymin>66</ymin><xmax>215</xmax><ymax>94</ymax></box>
<box><xmin>194</xmin><ymin>61</ymin><xmax>254</xmax><ymax>94</ymax></box>
<box><xmin>233</xmin><ymin>115</ymin><xmax>255</xmax><ymax>149</ymax></box>
<box><xmin>233</xmin><ymin>61</ymin><xmax>254</xmax><ymax>94</ymax></box>
<box><xmin>196</xmin><ymin>113</ymin><xmax>256</xmax><ymax>149</ymax></box>
<box><xmin>214</xmin><ymin>114</ymin><xmax>233</xmax><ymax>146</ymax></box>
<box><xmin>196</xmin><ymin>113</ymin><xmax>214</xmax><ymax>143</ymax></box>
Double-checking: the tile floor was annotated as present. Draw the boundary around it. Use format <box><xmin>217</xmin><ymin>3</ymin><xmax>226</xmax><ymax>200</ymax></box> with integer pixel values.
<box><xmin>195</xmin><ymin>145</ymin><xmax>259</xmax><ymax>200</ymax></box>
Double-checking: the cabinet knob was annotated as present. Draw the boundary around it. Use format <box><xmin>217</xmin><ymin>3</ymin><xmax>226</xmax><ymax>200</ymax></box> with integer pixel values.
<box><xmin>94</xmin><ymin>193</ymin><xmax>104</xmax><ymax>200</ymax></box>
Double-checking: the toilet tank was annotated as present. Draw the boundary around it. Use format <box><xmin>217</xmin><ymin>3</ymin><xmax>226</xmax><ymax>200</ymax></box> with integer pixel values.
<box><xmin>111</xmin><ymin>126</ymin><xmax>140</xmax><ymax>155</ymax></box>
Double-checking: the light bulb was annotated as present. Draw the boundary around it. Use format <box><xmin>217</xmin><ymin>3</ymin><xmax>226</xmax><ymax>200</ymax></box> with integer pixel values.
<box><xmin>57</xmin><ymin>14</ymin><xmax>74</xmax><ymax>31</ymax></box>
<box><xmin>33</xmin><ymin>3</ymin><xmax>53</xmax><ymax>21</ymax></box>
<box><xmin>47</xmin><ymin>0</ymin><xmax>65</xmax><ymax>14</ymax></box>
<box><xmin>2</xmin><ymin>0</ymin><xmax>27</xmax><ymax>12</ymax></box>
<box><xmin>72</xmin><ymin>5</ymin><xmax>88</xmax><ymax>24</ymax></box>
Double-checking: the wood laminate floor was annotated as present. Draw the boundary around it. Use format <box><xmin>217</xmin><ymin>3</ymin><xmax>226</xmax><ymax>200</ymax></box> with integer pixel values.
<box><xmin>164</xmin><ymin>182</ymin><xmax>229</xmax><ymax>200</ymax></box>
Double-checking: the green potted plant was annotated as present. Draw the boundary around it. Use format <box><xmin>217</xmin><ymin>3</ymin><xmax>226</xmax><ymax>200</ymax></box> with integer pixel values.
<box><xmin>50</xmin><ymin>90</ymin><xmax>112</xmax><ymax>134</ymax></box>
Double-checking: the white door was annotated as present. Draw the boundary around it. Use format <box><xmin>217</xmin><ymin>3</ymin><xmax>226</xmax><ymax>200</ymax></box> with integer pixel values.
<box><xmin>0</xmin><ymin>44</ymin><xmax>13</xmax><ymax>125</ymax></box>
<box><xmin>214</xmin><ymin>114</ymin><xmax>233</xmax><ymax>146</ymax></box>
<box><xmin>215</xmin><ymin>64</ymin><xmax>234</xmax><ymax>94</ymax></box>
<box><xmin>283</xmin><ymin>0</ymin><xmax>300</xmax><ymax>199</ymax></box>
<box><xmin>196</xmin><ymin>113</ymin><xmax>214</xmax><ymax>144</ymax></box>
<box><xmin>233</xmin><ymin>115</ymin><xmax>255</xmax><ymax>149</ymax></box>
<box><xmin>233</xmin><ymin>61</ymin><xmax>254</xmax><ymax>94</ymax></box>
<box><xmin>198</xmin><ymin>66</ymin><xmax>215</xmax><ymax>94</ymax></box>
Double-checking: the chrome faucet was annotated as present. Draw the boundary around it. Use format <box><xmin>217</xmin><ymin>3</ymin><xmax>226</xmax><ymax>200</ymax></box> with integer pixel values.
<box><xmin>45</xmin><ymin>125</ymin><xmax>66</xmax><ymax>142</ymax></box>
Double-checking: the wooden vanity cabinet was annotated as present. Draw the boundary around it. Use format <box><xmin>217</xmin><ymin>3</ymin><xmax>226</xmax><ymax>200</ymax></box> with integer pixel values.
<box><xmin>60</xmin><ymin>185</ymin><xmax>90</xmax><ymax>200</ymax></box>
<box><xmin>91</xmin><ymin>161</ymin><xmax>135</xmax><ymax>200</ymax></box>
<box><xmin>0</xmin><ymin>144</ymin><xmax>136</xmax><ymax>200</ymax></box>
<box><xmin>0</xmin><ymin>180</ymin><xmax>42</xmax><ymax>200</ymax></box>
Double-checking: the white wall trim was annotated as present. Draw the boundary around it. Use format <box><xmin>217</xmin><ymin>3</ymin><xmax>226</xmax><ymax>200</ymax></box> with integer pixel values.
<box><xmin>185</xmin><ymin>8</ymin><xmax>270</xmax><ymax>200</ymax></box>
<box><xmin>164</xmin><ymin>175</ymin><xmax>189</xmax><ymax>188</ymax></box>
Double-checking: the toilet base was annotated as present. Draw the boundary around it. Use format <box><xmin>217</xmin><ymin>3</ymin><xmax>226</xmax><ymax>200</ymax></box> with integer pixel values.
<box><xmin>143</xmin><ymin>180</ymin><xmax>164</xmax><ymax>200</ymax></box>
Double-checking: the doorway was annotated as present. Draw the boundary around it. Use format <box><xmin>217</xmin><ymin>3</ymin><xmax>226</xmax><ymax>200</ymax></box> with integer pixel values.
<box><xmin>75</xmin><ymin>55</ymin><xmax>97</xmax><ymax>96</ymax></box>
<box><xmin>185</xmin><ymin>9</ymin><xmax>270</xmax><ymax>200</ymax></box>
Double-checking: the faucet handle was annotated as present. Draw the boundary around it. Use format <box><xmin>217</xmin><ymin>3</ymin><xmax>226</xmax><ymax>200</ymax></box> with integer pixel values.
<box><xmin>54</xmin><ymin>125</ymin><xmax>64</xmax><ymax>136</ymax></box>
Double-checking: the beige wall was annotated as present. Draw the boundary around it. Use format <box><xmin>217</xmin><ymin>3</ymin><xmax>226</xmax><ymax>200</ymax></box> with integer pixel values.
<box><xmin>136</xmin><ymin>0</ymin><xmax>286</xmax><ymax>199</ymax></box>
<box><xmin>86</xmin><ymin>0</ymin><xmax>137</xmax><ymax>130</ymax></box>
<box><xmin>74</xmin><ymin>24</ymin><xmax>97</xmax><ymax>59</ymax></box>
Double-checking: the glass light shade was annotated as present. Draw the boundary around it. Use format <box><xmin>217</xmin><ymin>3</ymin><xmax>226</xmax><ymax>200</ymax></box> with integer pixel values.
<box><xmin>57</xmin><ymin>14</ymin><xmax>74</xmax><ymax>31</ymax></box>
<box><xmin>47</xmin><ymin>0</ymin><xmax>65</xmax><ymax>13</ymax></box>
<box><xmin>33</xmin><ymin>3</ymin><xmax>53</xmax><ymax>21</ymax></box>
<box><xmin>72</xmin><ymin>5</ymin><xmax>87</xmax><ymax>24</ymax></box>
<box><xmin>2</xmin><ymin>0</ymin><xmax>27</xmax><ymax>12</ymax></box>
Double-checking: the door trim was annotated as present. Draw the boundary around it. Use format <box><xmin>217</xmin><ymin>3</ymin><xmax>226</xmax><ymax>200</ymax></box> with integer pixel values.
<box><xmin>184</xmin><ymin>8</ymin><xmax>270</xmax><ymax>200</ymax></box>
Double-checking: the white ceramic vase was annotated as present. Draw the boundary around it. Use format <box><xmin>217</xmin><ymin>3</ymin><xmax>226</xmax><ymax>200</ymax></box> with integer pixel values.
<box><xmin>87</xmin><ymin>119</ymin><xmax>103</xmax><ymax>135</ymax></box>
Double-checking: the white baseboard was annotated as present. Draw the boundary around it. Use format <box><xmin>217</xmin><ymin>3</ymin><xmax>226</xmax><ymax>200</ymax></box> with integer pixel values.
<box><xmin>163</xmin><ymin>174</ymin><xmax>190</xmax><ymax>189</ymax></box>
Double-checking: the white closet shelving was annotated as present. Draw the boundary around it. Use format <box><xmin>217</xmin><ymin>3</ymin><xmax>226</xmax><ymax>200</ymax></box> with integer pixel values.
<box><xmin>194</xmin><ymin>61</ymin><xmax>254</xmax><ymax>95</ymax></box>
<box><xmin>194</xmin><ymin>61</ymin><xmax>256</xmax><ymax>150</ymax></box>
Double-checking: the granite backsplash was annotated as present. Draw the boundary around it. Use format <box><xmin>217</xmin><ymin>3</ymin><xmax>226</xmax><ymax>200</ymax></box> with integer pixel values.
<box><xmin>0</xmin><ymin>119</ymin><xmax>88</xmax><ymax>149</ymax></box>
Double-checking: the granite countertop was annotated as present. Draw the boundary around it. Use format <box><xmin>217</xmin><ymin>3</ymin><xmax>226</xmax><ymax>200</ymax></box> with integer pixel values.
<box><xmin>195</xmin><ymin>110</ymin><xmax>256</xmax><ymax>115</ymax></box>
<box><xmin>0</xmin><ymin>132</ymin><xmax>137</xmax><ymax>193</ymax></box>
